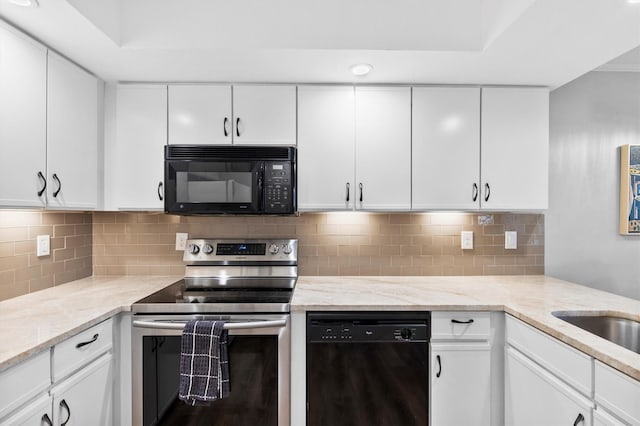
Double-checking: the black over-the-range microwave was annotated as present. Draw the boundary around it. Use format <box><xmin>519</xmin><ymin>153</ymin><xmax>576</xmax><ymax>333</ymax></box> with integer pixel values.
<box><xmin>164</xmin><ymin>145</ymin><xmax>297</xmax><ymax>215</ymax></box>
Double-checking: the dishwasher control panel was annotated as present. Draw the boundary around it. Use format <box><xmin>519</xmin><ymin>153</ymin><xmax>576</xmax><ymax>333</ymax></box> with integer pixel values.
<box><xmin>307</xmin><ymin>314</ymin><xmax>430</xmax><ymax>343</ymax></box>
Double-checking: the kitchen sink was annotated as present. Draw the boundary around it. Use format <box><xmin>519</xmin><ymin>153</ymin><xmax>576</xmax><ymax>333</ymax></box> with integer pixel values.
<box><xmin>552</xmin><ymin>312</ymin><xmax>640</xmax><ymax>354</ymax></box>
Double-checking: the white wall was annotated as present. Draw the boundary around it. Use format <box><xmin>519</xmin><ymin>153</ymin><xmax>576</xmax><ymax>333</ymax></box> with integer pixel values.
<box><xmin>546</xmin><ymin>71</ymin><xmax>640</xmax><ymax>300</ymax></box>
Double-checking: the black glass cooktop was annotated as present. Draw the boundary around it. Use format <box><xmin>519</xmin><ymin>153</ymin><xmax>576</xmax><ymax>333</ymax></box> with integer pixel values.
<box><xmin>132</xmin><ymin>280</ymin><xmax>293</xmax><ymax>314</ymax></box>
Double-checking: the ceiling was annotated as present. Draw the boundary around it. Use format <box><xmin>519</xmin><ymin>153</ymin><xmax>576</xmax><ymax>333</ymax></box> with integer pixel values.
<box><xmin>0</xmin><ymin>0</ymin><xmax>639</xmax><ymax>87</ymax></box>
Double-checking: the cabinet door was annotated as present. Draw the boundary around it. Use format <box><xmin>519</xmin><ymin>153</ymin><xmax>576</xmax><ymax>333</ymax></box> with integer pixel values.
<box><xmin>51</xmin><ymin>354</ymin><xmax>113</xmax><ymax>426</ymax></box>
<box><xmin>481</xmin><ymin>87</ymin><xmax>549</xmax><ymax>210</ymax></box>
<box><xmin>168</xmin><ymin>85</ymin><xmax>232</xmax><ymax>145</ymax></box>
<box><xmin>0</xmin><ymin>394</ymin><xmax>52</xmax><ymax>426</ymax></box>
<box><xmin>505</xmin><ymin>347</ymin><xmax>592</xmax><ymax>426</ymax></box>
<box><xmin>593</xmin><ymin>408</ymin><xmax>627</xmax><ymax>426</ymax></box>
<box><xmin>46</xmin><ymin>52</ymin><xmax>99</xmax><ymax>210</ymax></box>
<box><xmin>108</xmin><ymin>85</ymin><xmax>167</xmax><ymax>210</ymax></box>
<box><xmin>355</xmin><ymin>87</ymin><xmax>411</xmax><ymax>210</ymax></box>
<box><xmin>232</xmin><ymin>85</ymin><xmax>296</xmax><ymax>145</ymax></box>
<box><xmin>412</xmin><ymin>87</ymin><xmax>480</xmax><ymax>210</ymax></box>
<box><xmin>297</xmin><ymin>86</ymin><xmax>355</xmax><ymax>210</ymax></box>
<box><xmin>431</xmin><ymin>343</ymin><xmax>491</xmax><ymax>426</ymax></box>
<box><xmin>0</xmin><ymin>23</ymin><xmax>47</xmax><ymax>208</ymax></box>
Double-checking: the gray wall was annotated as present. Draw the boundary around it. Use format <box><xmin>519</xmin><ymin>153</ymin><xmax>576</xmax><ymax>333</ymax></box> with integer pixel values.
<box><xmin>547</xmin><ymin>71</ymin><xmax>640</xmax><ymax>300</ymax></box>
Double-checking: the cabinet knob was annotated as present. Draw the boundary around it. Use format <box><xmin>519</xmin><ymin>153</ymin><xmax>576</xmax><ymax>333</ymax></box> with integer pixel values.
<box><xmin>236</xmin><ymin>117</ymin><xmax>241</xmax><ymax>137</ymax></box>
<box><xmin>484</xmin><ymin>183</ymin><xmax>491</xmax><ymax>202</ymax></box>
<box><xmin>573</xmin><ymin>413</ymin><xmax>584</xmax><ymax>426</ymax></box>
<box><xmin>157</xmin><ymin>182</ymin><xmax>164</xmax><ymax>201</ymax></box>
<box><xmin>359</xmin><ymin>183</ymin><xmax>363</xmax><ymax>203</ymax></box>
<box><xmin>472</xmin><ymin>183</ymin><xmax>478</xmax><ymax>202</ymax></box>
<box><xmin>223</xmin><ymin>117</ymin><xmax>229</xmax><ymax>137</ymax></box>
<box><xmin>60</xmin><ymin>399</ymin><xmax>71</xmax><ymax>426</ymax></box>
<box><xmin>436</xmin><ymin>354</ymin><xmax>442</xmax><ymax>378</ymax></box>
<box><xmin>41</xmin><ymin>414</ymin><xmax>53</xmax><ymax>426</ymax></box>
<box><xmin>345</xmin><ymin>182</ymin><xmax>350</xmax><ymax>203</ymax></box>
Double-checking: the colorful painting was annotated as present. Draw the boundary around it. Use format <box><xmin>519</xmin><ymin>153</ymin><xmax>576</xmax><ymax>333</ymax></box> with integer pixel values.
<box><xmin>620</xmin><ymin>144</ymin><xmax>640</xmax><ymax>235</ymax></box>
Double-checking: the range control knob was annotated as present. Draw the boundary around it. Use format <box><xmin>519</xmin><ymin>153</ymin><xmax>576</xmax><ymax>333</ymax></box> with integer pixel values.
<box><xmin>268</xmin><ymin>243</ymin><xmax>280</xmax><ymax>255</ymax></box>
<box><xmin>400</xmin><ymin>328</ymin><xmax>413</xmax><ymax>340</ymax></box>
<box><xmin>282</xmin><ymin>243</ymin><xmax>292</xmax><ymax>255</ymax></box>
<box><xmin>202</xmin><ymin>244</ymin><xmax>214</xmax><ymax>255</ymax></box>
<box><xmin>187</xmin><ymin>244</ymin><xmax>200</xmax><ymax>255</ymax></box>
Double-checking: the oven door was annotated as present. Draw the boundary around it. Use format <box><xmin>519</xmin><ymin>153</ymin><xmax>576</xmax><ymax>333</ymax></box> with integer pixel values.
<box><xmin>165</xmin><ymin>159</ymin><xmax>263</xmax><ymax>214</ymax></box>
<box><xmin>132</xmin><ymin>314</ymin><xmax>290</xmax><ymax>426</ymax></box>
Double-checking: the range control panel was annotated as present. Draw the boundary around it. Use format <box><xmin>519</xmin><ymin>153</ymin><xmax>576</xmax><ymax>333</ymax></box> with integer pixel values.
<box><xmin>308</xmin><ymin>322</ymin><xmax>429</xmax><ymax>343</ymax></box>
<box><xmin>183</xmin><ymin>238</ymin><xmax>297</xmax><ymax>264</ymax></box>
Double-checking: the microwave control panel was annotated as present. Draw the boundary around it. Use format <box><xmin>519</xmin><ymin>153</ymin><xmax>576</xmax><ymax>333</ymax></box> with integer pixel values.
<box><xmin>264</xmin><ymin>162</ymin><xmax>293</xmax><ymax>213</ymax></box>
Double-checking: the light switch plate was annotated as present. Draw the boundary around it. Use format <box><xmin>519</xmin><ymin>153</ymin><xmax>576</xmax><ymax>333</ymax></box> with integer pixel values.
<box><xmin>175</xmin><ymin>233</ymin><xmax>188</xmax><ymax>251</ymax></box>
<box><xmin>505</xmin><ymin>231</ymin><xmax>518</xmax><ymax>250</ymax></box>
<box><xmin>461</xmin><ymin>231</ymin><xmax>474</xmax><ymax>250</ymax></box>
<box><xmin>36</xmin><ymin>235</ymin><xmax>50</xmax><ymax>257</ymax></box>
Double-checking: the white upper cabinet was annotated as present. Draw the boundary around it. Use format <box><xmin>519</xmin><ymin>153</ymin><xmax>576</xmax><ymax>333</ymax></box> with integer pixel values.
<box><xmin>298</xmin><ymin>86</ymin><xmax>355</xmax><ymax>210</ymax></box>
<box><xmin>412</xmin><ymin>87</ymin><xmax>481</xmax><ymax>210</ymax></box>
<box><xmin>167</xmin><ymin>84</ymin><xmax>296</xmax><ymax>146</ymax></box>
<box><xmin>481</xmin><ymin>87</ymin><xmax>549</xmax><ymax>210</ymax></box>
<box><xmin>105</xmin><ymin>85</ymin><xmax>167</xmax><ymax>210</ymax></box>
<box><xmin>232</xmin><ymin>85</ymin><xmax>296</xmax><ymax>145</ymax></box>
<box><xmin>0</xmin><ymin>23</ymin><xmax>47</xmax><ymax>208</ymax></box>
<box><xmin>168</xmin><ymin>85</ymin><xmax>232</xmax><ymax>145</ymax></box>
<box><xmin>46</xmin><ymin>52</ymin><xmax>99</xmax><ymax>210</ymax></box>
<box><xmin>355</xmin><ymin>86</ymin><xmax>411</xmax><ymax>210</ymax></box>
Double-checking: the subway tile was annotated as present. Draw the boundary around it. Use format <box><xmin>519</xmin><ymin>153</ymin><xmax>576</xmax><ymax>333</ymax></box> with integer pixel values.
<box><xmin>0</xmin><ymin>280</ymin><xmax>28</xmax><ymax>301</ymax></box>
<box><xmin>0</xmin><ymin>227</ymin><xmax>28</xmax><ymax>243</ymax></box>
<box><xmin>0</xmin><ymin>242</ymin><xmax>14</xmax><ymax>258</ymax></box>
<box><xmin>29</xmin><ymin>275</ymin><xmax>54</xmax><ymax>293</ymax></box>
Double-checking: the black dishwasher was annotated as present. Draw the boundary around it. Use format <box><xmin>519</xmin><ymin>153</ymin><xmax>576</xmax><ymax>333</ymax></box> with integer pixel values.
<box><xmin>307</xmin><ymin>312</ymin><xmax>430</xmax><ymax>426</ymax></box>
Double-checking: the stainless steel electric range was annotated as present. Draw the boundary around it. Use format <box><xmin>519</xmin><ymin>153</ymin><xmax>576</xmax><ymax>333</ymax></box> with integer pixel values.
<box><xmin>132</xmin><ymin>238</ymin><xmax>297</xmax><ymax>426</ymax></box>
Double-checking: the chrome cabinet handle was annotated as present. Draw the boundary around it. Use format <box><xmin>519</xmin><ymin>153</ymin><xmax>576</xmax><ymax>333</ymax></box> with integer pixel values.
<box><xmin>472</xmin><ymin>183</ymin><xmax>478</xmax><ymax>202</ymax></box>
<box><xmin>236</xmin><ymin>117</ymin><xmax>241</xmax><ymax>137</ymax></box>
<box><xmin>37</xmin><ymin>171</ymin><xmax>47</xmax><ymax>197</ymax></box>
<box><xmin>346</xmin><ymin>183</ymin><xmax>350</xmax><ymax>202</ymax></box>
<box><xmin>436</xmin><ymin>355</ymin><xmax>442</xmax><ymax>378</ymax></box>
<box><xmin>359</xmin><ymin>183</ymin><xmax>363</xmax><ymax>202</ymax></box>
<box><xmin>75</xmin><ymin>333</ymin><xmax>99</xmax><ymax>349</ymax></box>
<box><xmin>451</xmin><ymin>319</ymin><xmax>474</xmax><ymax>324</ymax></box>
<box><xmin>223</xmin><ymin>117</ymin><xmax>229</xmax><ymax>137</ymax></box>
<box><xmin>52</xmin><ymin>174</ymin><xmax>61</xmax><ymax>198</ymax></box>
<box><xmin>132</xmin><ymin>319</ymin><xmax>286</xmax><ymax>331</ymax></box>
<box><xmin>484</xmin><ymin>183</ymin><xmax>490</xmax><ymax>202</ymax></box>
<box><xmin>60</xmin><ymin>399</ymin><xmax>71</xmax><ymax>426</ymax></box>
<box><xmin>573</xmin><ymin>413</ymin><xmax>584</xmax><ymax>426</ymax></box>
<box><xmin>41</xmin><ymin>414</ymin><xmax>53</xmax><ymax>426</ymax></box>
<box><xmin>157</xmin><ymin>182</ymin><xmax>164</xmax><ymax>201</ymax></box>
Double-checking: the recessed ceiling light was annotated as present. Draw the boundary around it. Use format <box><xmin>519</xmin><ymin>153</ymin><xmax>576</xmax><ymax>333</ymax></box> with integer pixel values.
<box><xmin>628</xmin><ymin>0</ymin><xmax>640</xmax><ymax>4</ymax></box>
<box><xmin>8</xmin><ymin>0</ymin><xmax>38</xmax><ymax>7</ymax></box>
<box><xmin>350</xmin><ymin>63</ymin><xmax>373</xmax><ymax>77</ymax></box>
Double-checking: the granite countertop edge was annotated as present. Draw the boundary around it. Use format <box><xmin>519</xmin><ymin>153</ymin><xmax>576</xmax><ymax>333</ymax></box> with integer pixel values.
<box><xmin>0</xmin><ymin>274</ymin><xmax>638</xmax><ymax>382</ymax></box>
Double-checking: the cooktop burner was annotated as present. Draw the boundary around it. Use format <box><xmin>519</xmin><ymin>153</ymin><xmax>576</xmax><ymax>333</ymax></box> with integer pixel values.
<box><xmin>133</xmin><ymin>238</ymin><xmax>297</xmax><ymax>314</ymax></box>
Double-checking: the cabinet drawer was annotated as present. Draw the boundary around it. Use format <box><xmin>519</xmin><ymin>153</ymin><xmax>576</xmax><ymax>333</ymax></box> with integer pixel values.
<box><xmin>0</xmin><ymin>393</ymin><xmax>52</xmax><ymax>426</ymax></box>
<box><xmin>595</xmin><ymin>361</ymin><xmax>640</xmax><ymax>425</ymax></box>
<box><xmin>431</xmin><ymin>311</ymin><xmax>490</xmax><ymax>340</ymax></box>
<box><xmin>52</xmin><ymin>318</ymin><xmax>113</xmax><ymax>382</ymax></box>
<box><xmin>0</xmin><ymin>349</ymin><xmax>50</xmax><ymax>419</ymax></box>
<box><xmin>506</xmin><ymin>315</ymin><xmax>592</xmax><ymax>396</ymax></box>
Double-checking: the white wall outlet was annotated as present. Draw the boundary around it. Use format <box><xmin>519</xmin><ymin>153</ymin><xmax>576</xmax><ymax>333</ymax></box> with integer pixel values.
<box><xmin>461</xmin><ymin>231</ymin><xmax>474</xmax><ymax>250</ymax></box>
<box><xmin>175</xmin><ymin>233</ymin><xmax>188</xmax><ymax>251</ymax></box>
<box><xmin>36</xmin><ymin>235</ymin><xmax>50</xmax><ymax>257</ymax></box>
<box><xmin>505</xmin><ymin>231</ymin><xmax>518</xmax><ymax>250</ymax></box>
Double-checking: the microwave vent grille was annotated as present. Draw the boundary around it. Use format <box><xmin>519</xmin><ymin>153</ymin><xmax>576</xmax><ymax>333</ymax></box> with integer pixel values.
<box><xmin>166</xmin><ymin>145</ymin><xmax>295</xmax><ymax>160</ymax></box>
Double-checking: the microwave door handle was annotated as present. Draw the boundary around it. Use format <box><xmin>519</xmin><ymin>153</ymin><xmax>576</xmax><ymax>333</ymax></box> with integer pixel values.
<box><xmin>132</xmin><ymin>319</ymin><xmax>287</xmax><ymax>330</ymax></box>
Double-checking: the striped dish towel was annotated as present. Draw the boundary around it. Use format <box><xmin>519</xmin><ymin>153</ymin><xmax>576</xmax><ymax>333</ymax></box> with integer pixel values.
<box><xmin>179</xmin><ymin>320</ymin><xmax>230</xmax><ymax>406</ymax></box>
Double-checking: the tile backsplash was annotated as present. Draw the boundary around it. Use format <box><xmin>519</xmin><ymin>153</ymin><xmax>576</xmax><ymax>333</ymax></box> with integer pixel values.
<box><xmin>0</xmin><ymin>211</ymin><xmax>92</xmax><ymax>301</ymax></box>
<box><xmin>93</xmin><ymin>212</ymin><xmax>544</xmax><ymax>277</ymax></box>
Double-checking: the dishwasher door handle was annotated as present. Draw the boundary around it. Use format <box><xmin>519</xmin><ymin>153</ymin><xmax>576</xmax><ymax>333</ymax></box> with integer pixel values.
<box><xmin>132</xmin><ymin>319</ymin><xmax>286</xmax><ymax>331</ymax></box>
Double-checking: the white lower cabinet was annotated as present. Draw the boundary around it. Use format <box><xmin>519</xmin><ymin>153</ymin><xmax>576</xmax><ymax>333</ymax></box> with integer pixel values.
<box><xmin>0</xmin><ymin>394</ymin><xmax>52</xmax><ymax>426</ymax></box>
<box><xmin>51</xmin><ymin>353</ymin><xmax>113</xmax><ymax>426</ymax></box>
<box><xmin>594</xmin><ymin>360</ymin><xmax>640</xmax><ymax>425</ymax></box>
<box><xmin>594</xmin><ymin>407</ymin><xmax>628</xmax><ymax>426</ymax></box>
<box><xmin>431</xmin><ymin>343</ymin><xmax>491</xmax><ymax>426</ymax></box>
<box><xmin>505</xmin><ymin>347</ymin><xmax>593</xmax><ymax>426</ymax></box>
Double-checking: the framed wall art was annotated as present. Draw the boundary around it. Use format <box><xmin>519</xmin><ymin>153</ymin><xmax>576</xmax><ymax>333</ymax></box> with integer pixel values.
<box><xmin>620</xmin><ymin>144</ymin><xmax>640</xmax><ymax>235</ymax></box>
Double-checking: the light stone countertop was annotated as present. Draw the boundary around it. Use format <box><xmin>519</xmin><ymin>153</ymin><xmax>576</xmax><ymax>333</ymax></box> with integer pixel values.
<box><xmin>1</xmin><ymin>274</ymin><xmax>639</xmax><ymax>382</ymax></box>
<box><xmin>0</xmin><ymin>275</ymin><xmax>180</xmax><ymax>373</ymax></box>
<box><xmin>293</xmin><ymin>275</ymin><xmax>640</xmax><ymax>380</ymax></box>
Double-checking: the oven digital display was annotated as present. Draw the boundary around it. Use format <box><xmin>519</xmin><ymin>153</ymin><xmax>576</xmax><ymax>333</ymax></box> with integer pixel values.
<box><xmin>216</xmin><ymin>243</ymin><xmax>266</xmax><ymax>256</ymax></box>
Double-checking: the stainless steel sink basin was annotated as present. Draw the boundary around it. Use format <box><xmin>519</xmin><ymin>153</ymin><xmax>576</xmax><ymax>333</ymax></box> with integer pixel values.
<box><xmin>552</xmin><ymin>312</ymin><xmax>640</xmax><ymax>355</ymax></box>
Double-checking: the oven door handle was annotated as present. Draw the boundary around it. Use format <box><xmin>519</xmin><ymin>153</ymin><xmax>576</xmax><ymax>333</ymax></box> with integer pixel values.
<box><xmin>132</xmin><ymin>319</ymin><xmax>287</xmax><ymax>331</ymax></box>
